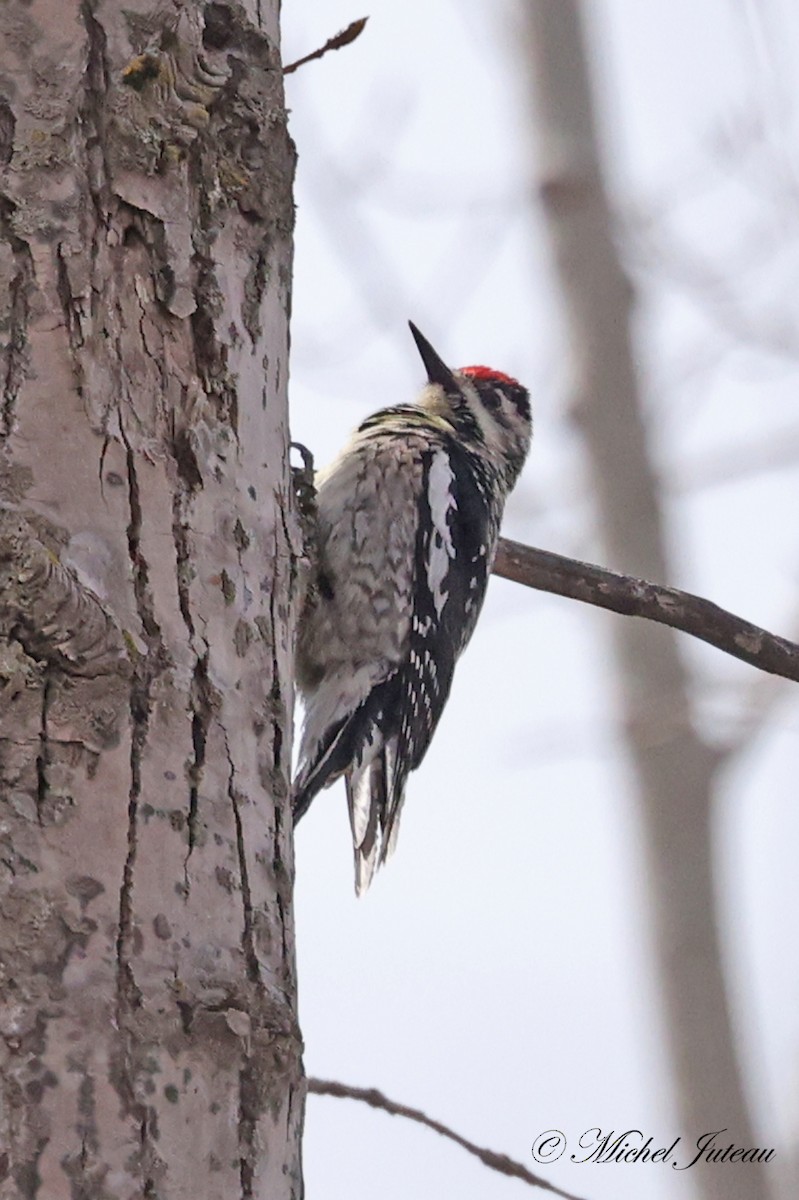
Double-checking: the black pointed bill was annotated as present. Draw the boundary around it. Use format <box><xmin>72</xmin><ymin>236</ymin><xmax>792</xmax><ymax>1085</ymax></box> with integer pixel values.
<box><xmin>408</xmin><ymin>321</ymin><xmax>458</xmax><ymax>390</ymax></box>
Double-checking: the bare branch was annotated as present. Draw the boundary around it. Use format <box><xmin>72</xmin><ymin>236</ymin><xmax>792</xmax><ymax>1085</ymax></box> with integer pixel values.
<box><xmin>283</xmin><ymin>17</ymin><xmax>368</xmax><ymax>76</ymax></box>
<box><xmin>307</xmin><ymin>1077</ymin><xmax>588</xmax><ymax>1200</ymax></box>
<box><xmin>713</xmin><ymin>600</ymin><xmax>799</xmax><ymax>759</ymax></box>
<box><xmin>493</xmin><ymin>537</ymin><xmax>799</xmax><ymax>685</ymax></box>
<box><xmin>0</xmin><ymin>508</ymin><xmax>130</xmax><ymax>677</ymax></box>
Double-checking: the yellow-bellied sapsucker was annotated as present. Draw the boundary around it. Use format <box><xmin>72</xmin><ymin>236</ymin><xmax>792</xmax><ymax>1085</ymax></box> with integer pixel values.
<box><xmin>293</xmin><ymin>323</ymin><xmax>531</xmax><ymax>893</ymax></box>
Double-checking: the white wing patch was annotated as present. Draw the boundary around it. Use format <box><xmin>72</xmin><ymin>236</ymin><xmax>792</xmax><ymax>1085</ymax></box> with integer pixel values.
<box><xmin>426</xmin><ymin>450</ymin><xmax>456</xmax><ymax>616</ymax></box>
<box><xmin>347</xmin><ymin>721</ymin><xmax>382</xmax><ymax>847</ymax></box>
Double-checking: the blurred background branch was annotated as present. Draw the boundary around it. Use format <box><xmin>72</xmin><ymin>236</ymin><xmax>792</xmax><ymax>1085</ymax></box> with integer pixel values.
<box><xmin>522</xmin><ymin>4</ymin><xmax>774</xmax><ymax>1199</ymax></box>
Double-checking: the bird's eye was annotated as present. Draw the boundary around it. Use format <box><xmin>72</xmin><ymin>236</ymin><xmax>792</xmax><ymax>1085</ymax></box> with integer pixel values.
<box><xmin>480</xmin><ymin>388</ymin><xmax>501</xmax><ymax>412</ymax></box>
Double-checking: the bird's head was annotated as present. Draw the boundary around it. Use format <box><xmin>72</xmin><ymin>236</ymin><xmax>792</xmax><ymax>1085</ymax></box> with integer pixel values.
<box><xmin>409</xmin><ymin>321</ymin><xmax>531</xmax><ymax>488</ymax></box>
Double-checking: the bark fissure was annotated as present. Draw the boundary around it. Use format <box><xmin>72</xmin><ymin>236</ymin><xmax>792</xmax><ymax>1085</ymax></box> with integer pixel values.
<box><xmin>115</xmin><ymin>675</ymin><xmax>145</xmax><ymax>1008</ymax></box>
<box><xmin>266</xmin><ymin>572</ymin><xmax>291</xmax><ymax>967</ymax></box>
<box><xmin>0</xmin><ymin>97</ymin><xmax>14</xmax><ymax>168</ymax></box>
<box><xmin>171</xmin><ymin>425</ymin><xmax>202</xmax><ymax>638</ymax></box>
<box><xmin>280</xmin><ymin>467</ymin><xmax>305</xmax><ymax>598</ymax></box>
<box><xmin>226</xmin><ymin>742</ymin><xmax>259</xmax><ymax>984</ymax></box>
<box><xmin>0</xmin><ymin>212</ymin><xmax>33</xmax><ymax>440</ymax></box>
<box><xmin>34</xmin><ymin>671</ymin><xmax>52</xmax><ymax>825</ymax></box>
<box><xmin>273</xmin><ymin>803</ymin><xmax>290</xmax><ymax>971</ymax></box>
<box><xmin>113</xmin><ymin>429</ymin><xmax>160</xmax><ymax>1167</ymax></box>
<box><xmin>242</xmin><ymin>242</ymin><xmax>270</xmax><ymax>345</ymax></box>
<box><xmin>237</xmin><ymin>1057</ymin><xmax>257</xmax><ymax>1200</ymax></box>
<box><xmin>122</xmin><ymin>439</ymin><xmax>162</xmax><ymax>644</ymax></box>
<box><xmin>54</xmin><ymin>241</ymin><xmax>84</xmax><ymax>364</ymax></box>
<box><xmin>186</xmin><ymin>651</ymin><xmax>213</xmax><ymax>866</ymax></box>
<box><xmin>113</xmin><ymin>672</ymin><xmax>164</xmax><ymax>1195</ymax></box>
<box><xmin>188</xmin><ymin>162</ymin><xmax>236</xmax><ymax>428</ymax></box>
<box><xmin>79</xmin><ymin>0</ymin><xmax>113</xmax><ymax>214</ymax></box>
<box><xmin>226</xmin><ymin>741</ymin><xmax>259</xmax><ymax>1200</ymax></box>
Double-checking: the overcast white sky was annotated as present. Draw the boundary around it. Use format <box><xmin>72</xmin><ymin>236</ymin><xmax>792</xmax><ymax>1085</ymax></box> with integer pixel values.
<box><xmin>283</xmin><ymin>3</ymin><xmax>799</xmax><ymax>1197</ymax></box>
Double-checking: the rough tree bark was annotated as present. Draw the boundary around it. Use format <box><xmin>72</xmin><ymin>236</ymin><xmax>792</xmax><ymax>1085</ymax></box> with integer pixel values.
<box><xmin>0</xmin><ymin>2</ymin><xmax>302</xmax><ymax>1197</ymax></box>
<box><xmin>522</xmin><ymin>5</ymin><xmax>772</xmax><ymax>1200</ymax></box>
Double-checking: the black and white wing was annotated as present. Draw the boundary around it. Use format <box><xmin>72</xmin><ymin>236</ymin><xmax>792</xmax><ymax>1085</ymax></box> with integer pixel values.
<box><xmin>293</xmin><ymin>436</ymin><xmax>497</xmax><ymax>893</ymax></box>
<box><xmin>332</xmin><ymin>440</ymin><xmax>494</xmax><ymax>890</ymax></box>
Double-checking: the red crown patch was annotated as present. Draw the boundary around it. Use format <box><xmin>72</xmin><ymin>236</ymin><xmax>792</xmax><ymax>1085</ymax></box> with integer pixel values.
<box><xmin>460</xmin><ymin>365</ymin><xmax>520</xmax><ymax>387</ymax></box>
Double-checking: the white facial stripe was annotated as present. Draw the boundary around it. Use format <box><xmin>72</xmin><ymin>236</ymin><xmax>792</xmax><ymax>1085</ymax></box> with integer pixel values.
<box><xmin>426</xmin><ymin>449</ymin><xmax>456</xmax><ymax>616</ymax></box>
<box><xmin>461</xmin><ymin>379</ymin><xmax>507</xmax><ymax>452</ymax></box>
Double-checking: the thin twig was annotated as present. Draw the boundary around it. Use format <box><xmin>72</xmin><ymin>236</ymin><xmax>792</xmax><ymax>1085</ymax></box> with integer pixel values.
<box><xmin>307</xmin><ymin>1077</ymin><xmax>588</xmax><ymax>1200</ymax></box>
<box><xmin>283</xmin><ymin>17</ymin><xmax>368</xmax><ymax>76</ymax></box>
<box><xmin>493</xmin><ymin>537</ymin><xmax>799</xmax><ymax>684</ymax></box>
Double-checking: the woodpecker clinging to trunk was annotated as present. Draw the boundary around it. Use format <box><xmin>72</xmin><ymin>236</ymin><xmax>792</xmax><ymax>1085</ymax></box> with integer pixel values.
<box><xmin>293</xmin><ymin>322</ymin><xmax>531</xmax><ymax>893</ymax></box>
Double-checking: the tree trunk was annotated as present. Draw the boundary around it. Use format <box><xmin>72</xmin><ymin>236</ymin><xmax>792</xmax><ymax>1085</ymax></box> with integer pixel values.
<box><xmin>0</xmin><ymin>2</ymin><xmax>302</xmax><ymax>1197</ymax></box>
<box><xmin>522</xmin><ymin>5</ymin><xmax>770</xmax><ymax>1200</ymax></box>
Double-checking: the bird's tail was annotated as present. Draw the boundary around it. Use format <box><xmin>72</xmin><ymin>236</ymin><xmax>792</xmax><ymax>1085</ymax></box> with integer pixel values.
<box><xmin>293</xmin><ymin>688</ymin><xmax>409</xmax><ymax>894</ymax></box>
<box><xmin>291</xmin><ymin>676</ymin><xmax>407</xmax><ymax>892</ymax></box>
<box><xmin>345</xmin><ymin>738</ymin><xmax>408</xmax><ymax>895</ymax></box>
